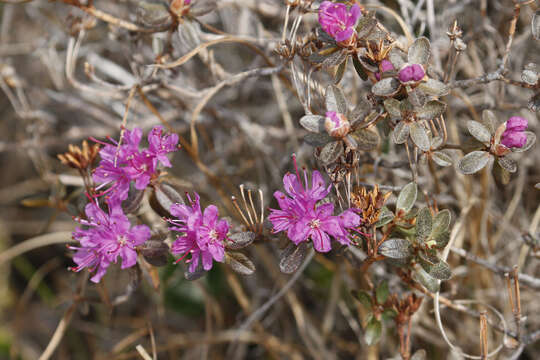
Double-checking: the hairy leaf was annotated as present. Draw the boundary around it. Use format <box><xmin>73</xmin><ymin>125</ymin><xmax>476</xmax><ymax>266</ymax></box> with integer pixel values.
<box><xmin>325</xmin><ymin>85</ymin><xmax>348</xmax><ymax>114</ymax></box>
<box><xmin>225</xmin><ymin>252</ymin><xmax>256</xmax><ymax>275</ymax></box>
<box><xmin>376</xmin><ymin>280</ymin><xmax>389</xmax><ymax>304</ymax></box>
<box><xmin>280</xmin><ymin>242</ymin><xmax>307</xmax><ymax>274</ymax></box>
<box><xmin>410</xmin><ymin>122</ymin><xmax>430</xmax><ymax>151</ymax></box>
<box><xmin>379</xmin><ymin>238</ymin><xmax>411</xmax><ymax>259</ymax></box>
<box><xmin>226</xmin><ymin>232</ymin><xmax>256</xmax><ymax>250</ymax></box>
<box><xmin>397</xmin><ymin>182</ymin><xmax>417</xmax><ymax>213</ymax></box>
<box><xmin>364</xmin><ymin>318</ymin><xmax>382</xmax><ymax>345</ymax></box>
<box><xmin>408</xmin><ymin>37</ymin><xmax>431</xmax><ymax>65</ymax></box>
<box><xmin>372</xmin><ymin>78</ymin><xmax>400</xmax><ymax>97</ymax></box>
<box><xmin>467</xmin><ymin>120</ymin><xmax>491</xmax><ymax>143</ymax></box>
<box><xmin>392</xmin><ymin>121</ymin><xmax>410</xmax><ymax>144</ymax></box>
<box><xmin>416</xmin><ymin>207</ymin><xmax>433</xmax><ymax>243</ymax></box>
<box><xmin>458</xmin><ymin>151</ymin><xmax>491</xmax><ymax>174</ymax></box>
<box><xmin>299</xmin><ymin>115</ymin><xmax>325</xmax><ymax>133</ymax></box>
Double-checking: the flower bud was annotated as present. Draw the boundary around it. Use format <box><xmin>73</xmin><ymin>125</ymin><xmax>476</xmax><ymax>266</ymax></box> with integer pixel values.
<box><xmin>501</xmin><ymin>116</ymin><xmax>528</xmax><ymax>148</ymax></box>
<box><xmin>325</xmin><ymin>111</ymin><xmax>350</xmax><ymax>138</ymax></box>
<box><xmin>375</xmin><ymin>59</ymin><xmax>394</xmax><ymax>80</ymax></box>
<box><xmin>398</xmin><ymin>64</ymin><xmax>425</xmax><ymax>83</ymax></box>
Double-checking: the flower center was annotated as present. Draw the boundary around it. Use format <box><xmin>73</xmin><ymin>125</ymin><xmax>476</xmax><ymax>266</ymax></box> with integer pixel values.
<box><xmin>309</xmin><ymin>219</ymin><xmax>321</xmax><ymax>229</ymax></box>
<box><xmin>117</xmin><ymin>235</ymin><xmax>127</xmax><ymax>247</ymax></box>
<box><xmin>209</xmin><ymin>229</ymin><xmax>219</xmax><ymax>242</ymax></box>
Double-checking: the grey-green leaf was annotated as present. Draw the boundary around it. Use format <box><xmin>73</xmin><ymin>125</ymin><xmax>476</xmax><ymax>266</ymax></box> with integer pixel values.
<box><xmin>300</xmin><ymin>115</ymin><xmax>325</xmax><ymax>133</ymax></box>
<box><xmin>379</xmin><ymin>238</ymin><xmax>411</xmax><ymax>258</ymax></box>
<box><xmin>432</xmin><ymin>209</ymin><xmax>451</xmax><ymax>237</ymax></box>
<box><xmin>458</xmin><ymin>151</ymin><xmax>491</xmax><ymax>174</ymax></box>
<box><xmin>350</xmin><ymin>128</ymin><xmax>380</xmax><ymax>151</ymax></box>
<box><xmin>410</xmin><ymin>122</ymin><xmax>431</xmax><ymax>151</ymax></box>
<box><xmin>417</xmin><ymin>100</ymin><xmax>447</xmax><ymax>120</ymax></box>
<box><xmin>432</xmin><ymin>151</ymin><xmax>453</xmax><ymax>167</ymax></box>
<box><xmin>416</xmin><ymin>207</ymin><xmax>433</xmax><ymax>243</ymax></box>
<box><xmin>497</xmin><ymin>156</ymin><xmax>517</xmax><ymax>173</ymax></box>
<box><xmin>279</xmin><ymin>242</ymin><xmax>307</xmax><ymax>274</ymax></box>
<box><xmin>325</xmin><ymin>85</ymin><xmax>348</xmax><ymax>114</ymax></box>
<box><xmin>318</xmin><ymin>141</ymin><xmax>343</xmax><ymax>165</ymax></box>
<box><xmin>376</xmin><ymin>206</ymin><xmax>394</xmax><ymax>227</ymax></box>
<box><xmin>427</xmin><ymin>259</ymin><xmax>451</xmax><ymax>280</ymax></box>
<box><xmin>226</xmin><ymin>232</ymin><xmax>256</xmax><ymax>250</ymax></box>
<box><xmin>397</xmin><ymin>182</ymin><xmax>417</xmax><ymax>213</ymax></box>
<box><xmin>304</xmin><ymin>132</ymin><xmax>333</xmax><ymax>147</ymax></box>
<box><xmin>364</xmin><ymin>318</ymin><xmax>382</xmax><ymax>346</ymax></box>
<box><xmin>434</xmin><ymin>230</ymin><xmax>450</xmax><ymax>249</ymax></box>
<box><xmin>226</xmin><ymin>252</ymin><xmax>256</xmax><ymax>275</ymax></box>
<box><xmin>414</xmin><ymin>266</ymin><xmax>440</xmax><ymax>292</ymax></box>
<box><xmin>372</xmin><ymin>78</ymin><xmax>400</xmax><ymax>97</ymax></box>
<box><xmin>467</xmin><ymin>120</ymin><xmax>491</xmax><ymax>143</ymax></box>
<box><xmin>482</xmin><ymin>110</ymin><xmax>497</xmax><ymax>135</ymax></box>
<box><xmin>384</xmin><ymin>98</ymin><xmax>402</xmax><ymax>119</ymax></box>
<box><xmin>408</xmin><ymin>37</ymin><xmax>431</xmax><ymax>65</ymax></box>
<box><xmin>417</xmin><ymin>78</ymin><xmax>449</xmax><ymax>96</ymax></box>
<box><xmin>392</xmin><ymin>121</ymin><xmax>410</xmax><ymax>144</ymax></box>
<box><xmin>356</xmin><ymin>16</ymin><xmax>378</xmax><ymax>39</ymax></box>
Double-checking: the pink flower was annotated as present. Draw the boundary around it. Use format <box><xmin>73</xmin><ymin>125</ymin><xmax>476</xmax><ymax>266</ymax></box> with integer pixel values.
<box><xmin>169</xmin><ymin>193</ymin><xmax>227</xmax><ymax>272</ymax></box>
<box><xmin>93</xmin><ymin>126</ymin><xmax>178</xmax><ymax>200</ymax></box>
<box><xmin>501</xmin><ymin>116</ymin><xmax>528</xmax><ymax>148</ymax></box>
<box><xmin>70</xmin><ymin>197</ymin><xmax>151</xmax><ymax>283</ymax></box>
<box><xmin>268</xmin><ymin>159</ymin><xmax>361</xmax><ymax>252</ymax></box>
<box><xmin>398</xmin><ymin>64</ymin><xmax>425</xmax><ymax>83</ymax></box>
<box><xmin>318</xmin><ymin>1</ymin><xmax>362</xmax><ymax>42</ymax></box>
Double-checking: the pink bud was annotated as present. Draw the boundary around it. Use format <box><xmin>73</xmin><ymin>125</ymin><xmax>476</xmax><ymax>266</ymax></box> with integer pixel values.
<box><xmin>325</xmin><ymin>111</ymin><xmax>350</xmax><ymax>138</ymax></box>
<box><xmin>398</xmin><ymin>64</ymin><xmax>425</xmax><ymax>83</ymax></box>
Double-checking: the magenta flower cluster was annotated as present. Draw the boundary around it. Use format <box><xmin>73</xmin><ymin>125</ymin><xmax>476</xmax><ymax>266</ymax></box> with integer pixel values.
<box><xmin>169</xmin><ymin>193</ymin><xmax>228</xmax><ymax>272</ymax></box>
<box><xmin>501</xmin><ymin>116</ymin><xmax>528</xmax><ymax>148</ymax></box>
<box><xmin>318</xmin><ymin>1</ymin><xmax>362</xmax><ymax>42</ymax></box>
<box><xmin>268</xmin><ymin>167</ymin><xmax>361</xmax><ymax>252</ymax></box>
<box><xmin>93</xmin><ymin>126</ymin><xmax>179</xmax><ymax>201</ymax></box>
<box><xmin>70</xmin><ymin>197</ymin><xmax>151</xmax><ymax>283</ymax></box>
<box><xmin>398</xmin><ymin>64</ymin><xmax>425</xmax><ymax>83</ymax></box>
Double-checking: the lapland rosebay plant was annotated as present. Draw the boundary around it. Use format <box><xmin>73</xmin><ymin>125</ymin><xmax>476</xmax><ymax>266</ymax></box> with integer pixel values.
<box><xmin>4</xmin><ymin>0</ymin><xmax>540</xmax><ymax>359</ymax></box>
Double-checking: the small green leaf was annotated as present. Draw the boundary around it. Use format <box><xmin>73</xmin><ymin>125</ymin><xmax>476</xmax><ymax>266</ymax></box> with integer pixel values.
<box><xmin>381</xmin><ymin>308</ymin><xmax>398</xmax><ymax>321</ymax></box>
<box><xmin>416</xmin><ymin>207</ymin><xmax>433</xmax><ymax>243</ymax></box>
<box><xmin>334</xmin><ymin>57</ymin><xmax>348</xmax><ymax>84</ymax></box>
<box><xmin>364</xmin><ymin>318</ymin><xmax>382</xmax><ymax>346</ymax></box>
<box><xmin>396</xmin><ymin>182</ymin><xmax>417</xmax><ymax>213</ymax></box>
<box><xmin>226</xmin><ymin>232</ymin><xmax>256</xmax><ymax>250</ymax></box>
<box><xmin>352</xmin><ymin>290</ymin><xmax>373</xmax><ymax>310</ymax></box>
<box><xmin>376</xmin><ymin>281</ymin><xmax>389</xmax><ymax>304</ymax></box>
